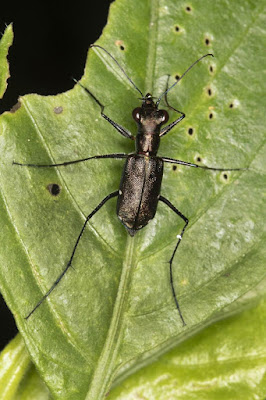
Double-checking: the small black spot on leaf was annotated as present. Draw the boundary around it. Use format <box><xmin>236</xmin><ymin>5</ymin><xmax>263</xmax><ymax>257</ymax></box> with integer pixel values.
<box><xmin>185</xmin><ymin>6</ymin><xmax>192</xmax><ymax>12</ymax></box>
<box><xmin>172</xmin><ymin>165</ymin><xmax>177</xmax><ymax>171</ymax></box>
<box><xmin>175</xmin><ymin>25</ymin><xmax>180</xmax><ymax>32</ymax></box>
<box><xmin>196</xmin><ymin>156</ymin><xmax>202</xmax><ymax>162</ymax></box>
<box><xmin>115</xmin><ymin>40</ymin><xmax>125</xmax><ymax>51</ymax></box>
<box><xmin>209</xmin><ymin>112</ymin><xmax>213</xmax><ymax>119</ymax></box>
<box><xmin>188</xmin><ymin>127</ymin><xmax>194</xmax><ymax>135</ymax></box>
<box><xmin>175</xmin><ymin>74</ymin><xmax>180</xmax><ymax>80</ymax></box>
<box><xmin>47</xmin><ymin>183</ymin><xmax>61</xmax><ymax>196</ymax></box>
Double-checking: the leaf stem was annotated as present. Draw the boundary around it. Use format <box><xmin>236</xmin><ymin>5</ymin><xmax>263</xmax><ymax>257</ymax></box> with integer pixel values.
<box><xmin>85</xmin><ymin>236</ymin><xmax>136</xmax><ymax>400</ymax></box>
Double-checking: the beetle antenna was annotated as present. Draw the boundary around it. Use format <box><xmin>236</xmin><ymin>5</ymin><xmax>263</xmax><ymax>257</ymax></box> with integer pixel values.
<box><xmin>90</xmin><ymin>44</ymin><xmax>144</xmax><ymax>98</ymax></box>
<box><xmin>156</xmin><ymin>53</ymin><xmax>214</xmax><ymax>107</ymax></box>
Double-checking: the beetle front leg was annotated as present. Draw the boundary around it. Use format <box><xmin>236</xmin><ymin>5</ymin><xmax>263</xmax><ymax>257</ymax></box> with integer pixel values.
<box><xmin>160</xmin><ymin>75</ymin><xmax>185</xmax><ymax>137</ymax></box>
<box><xmin>160</xmin><ymin>114</ymin><xmax>185</xmax><ymax>137</ymax></box>
<box><xmin>75</xmin><ymin>80</ymin><xmax>134</xmax><ymax>140</ymax></box>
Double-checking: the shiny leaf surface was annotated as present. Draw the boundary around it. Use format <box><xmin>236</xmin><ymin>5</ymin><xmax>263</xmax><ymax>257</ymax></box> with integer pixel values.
<box><xmin>0</xmin><ymin>1</ymin><xmax>265</xmax><ymax>398</ymax></box>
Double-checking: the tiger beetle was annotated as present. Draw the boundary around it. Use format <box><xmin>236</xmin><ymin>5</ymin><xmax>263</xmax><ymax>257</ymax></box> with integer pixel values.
<box><xmin>14</xmin><ymin>45</ymin><xmax>247</xmax><ymax>325</ymax></box>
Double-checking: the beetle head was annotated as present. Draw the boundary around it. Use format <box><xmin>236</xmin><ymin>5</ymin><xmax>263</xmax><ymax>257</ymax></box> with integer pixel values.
<box><xmin>132</xmin><ymin>93</ymin><xmax>169</xmax><ymax>126</ymax></box>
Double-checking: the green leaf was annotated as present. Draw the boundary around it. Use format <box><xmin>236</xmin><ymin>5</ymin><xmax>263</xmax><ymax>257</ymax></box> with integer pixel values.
<box><xmin>0</xmin><ymin>24</ymin><xmax>13</xmax><ymax>99</ymax></box>
<box><xmin>2</xmin><ymin>291</ymin><xmax>265</xmax><ymax>399</ymax></box>
<box><xmin>0</xmin><ymin>1</ymin><xmax>265</xmax><ymax>398</ymax></box>
<box><xmin>109</xmin><ymin>297</ymin><xmax>266</xmax><ymax>399</ymax></box>
<box><xmin>0</xmin><ymin>335</ymin><xmax>50</xmax><ymax>399</ymax></box>
<box><xmin>0</xmin><ymin>335</ymin><xmax>31</xmax><ymax>399</ymax></box>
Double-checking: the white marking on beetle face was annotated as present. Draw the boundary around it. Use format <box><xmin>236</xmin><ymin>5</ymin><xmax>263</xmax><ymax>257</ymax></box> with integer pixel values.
<box><xmin>176</xmin><ymin>234</ymin><xmax>182</xmax><ymax>240</ymax></box>
<box><xmin>119</xmin><ymin>190</ymin><xmax>122</xmax><ymax>195</ymax></box>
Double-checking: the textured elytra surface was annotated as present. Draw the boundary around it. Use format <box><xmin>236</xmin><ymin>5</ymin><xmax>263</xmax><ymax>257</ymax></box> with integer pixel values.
<box><xmin>0</xmin><ymin>0</ymin><xmax>265</xmax><ymax>399</ymax></box>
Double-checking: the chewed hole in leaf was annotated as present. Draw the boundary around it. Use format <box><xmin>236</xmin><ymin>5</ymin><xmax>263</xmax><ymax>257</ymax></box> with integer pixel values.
<box><xmin>174</xmin><ymin>25</ymin><xmax>184</xmax><ymax>34</ymax></box>
<box><xmin>47</xmin><ymin>183</ymin><xmax>61</xmax><ymax>196</ymax></box>
<box><xmin>220</xmin><ymin>172</ymin><xmax>231</xmax><ymax>184</ymax></box>
<box><xmin>206</xmin><ymin>87</ymin><xmax>212</xmax><ymax>96</ymax></box>
<box><xmin>228</xmin><ymin>99</ymin><xmax>240</xmax><ymax>109</ymax></box>
<box><xmin>115</xmin><ymin>40</ymin><xmax>125</xmax><ymax>51</ymax></box>
<box><xmin>223</xmin><ymin>173</ymin><xmax>228</xmax><ymax>180</ymax></box>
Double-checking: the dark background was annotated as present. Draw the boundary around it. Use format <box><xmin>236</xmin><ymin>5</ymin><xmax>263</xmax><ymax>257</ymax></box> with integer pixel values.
<box><xmin>0</xmin><ymin>1</ymin><xmax>112</xmax><ymax>350</ymax></box>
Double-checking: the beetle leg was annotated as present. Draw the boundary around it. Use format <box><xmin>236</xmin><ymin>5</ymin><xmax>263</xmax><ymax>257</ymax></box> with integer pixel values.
<box><xmin>159</xmin><ymin>195</ymin><xmax>188</xmax><ymax>326</ymax></box>
<box><xmin>160</xmin><ymin>114</ymin><xmax>185</xmax><ymax>137</ymax></box>
<box><xmin>25</xmin><ymin>190</ymin><xmax>119</xmax><ymax>319</ymax></box>
<box><xmin>164</xmin><ymin>74</ymin><xmax>185</xmax><ymax>116</ymax></box>
<box><xmin>162</xmin><ymin>156</ymin><xmax>247</xmax><ymax>171</ymax></box>
<box><xmin>160</xmin><ymin>75</ymin><xmax>185</xmax><ymax>137</ymax></box>
<box><xmin>13</xmin><ymin>153</ymin><xmax>128</xmax><ymax>168</ymax></box>
<box><xmin>75</xmin><ymin>80</ymin><xmax>134</xmax><ymax>140</ymax></box>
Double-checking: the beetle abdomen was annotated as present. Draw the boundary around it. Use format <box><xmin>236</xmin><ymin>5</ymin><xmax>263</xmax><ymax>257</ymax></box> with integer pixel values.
<box><xmin>117</xmin><ymin>154</ymin><xmax>163</xmax><ymax>235</ymax></box>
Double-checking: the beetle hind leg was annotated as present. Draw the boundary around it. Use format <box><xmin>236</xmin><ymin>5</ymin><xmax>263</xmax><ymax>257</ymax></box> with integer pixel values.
<box><xmin>159</xmin><ymin>195</ymin><xmax>189</xmax><ymax>326</ymax></box>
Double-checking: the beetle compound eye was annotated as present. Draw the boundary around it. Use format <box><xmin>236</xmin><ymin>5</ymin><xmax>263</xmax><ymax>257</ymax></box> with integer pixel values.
<box><xmin>157</xmin><ymin>110</ymin><xmax>169</xmax><ymax>124</ymax></box>
<box><xmin>160</xmin><ymin>110</ymin><xmax>169</xmax><ymax>124</ymax></box>
<box><xmin>132</xmin><ymin>107</ymin><xmax>142</xmax><ymax>122</ymax></box>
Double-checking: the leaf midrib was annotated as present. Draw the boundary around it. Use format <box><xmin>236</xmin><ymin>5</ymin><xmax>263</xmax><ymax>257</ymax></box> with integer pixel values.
<box><xmin>85</xmin><ymin>1</ymin><xmax>161</xmax><ymax>398</ymax></box>
<box><xmin>85</xmin><ymin>237</ymin><xmax>136</xmax><ymax>399</ymax></box>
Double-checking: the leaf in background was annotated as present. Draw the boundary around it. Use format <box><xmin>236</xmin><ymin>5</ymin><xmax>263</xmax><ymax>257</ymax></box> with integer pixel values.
<box><xmin>0</xmin><ymin>334</ymin><xmax>50</xmax><ymax>400</ymax></box>
<box><xmin>109</xmin><ymin>297</ymin><xmax>266</xmax><ymax>399</ymax></box>
<box><xmin>2</xmin><ymin>290</ymin><xmax>265</xmax><ymax>399</ymax></box>
<box><xmin>0</xmin><ymin>24</ymin><xmax>13</xmax><ymax>99</ymax></box>
<box><xmin>0</xmin><ymin>0</ymin><xmax>265</xmax><ymax>399</ymax></box>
